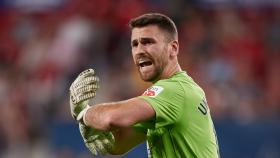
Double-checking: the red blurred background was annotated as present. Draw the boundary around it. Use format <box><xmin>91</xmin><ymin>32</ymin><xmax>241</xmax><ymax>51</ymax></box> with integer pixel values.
<box><xmin>0</xmin><ymin>0</ymin><xmax>279</xmax><ymax>157</ymax></box>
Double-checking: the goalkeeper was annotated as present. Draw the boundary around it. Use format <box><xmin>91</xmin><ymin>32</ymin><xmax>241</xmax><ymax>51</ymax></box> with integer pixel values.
<box><xmin>69</xmin><ymin>13</ymin><xmax>220</xmax><ymax>158</ymax></box>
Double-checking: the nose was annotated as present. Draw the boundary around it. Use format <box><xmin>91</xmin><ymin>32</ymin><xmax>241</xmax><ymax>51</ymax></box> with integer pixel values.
<box><xmin>133</xmin><ymin>43</ymin><xmax>146</xmax><ymax>56</ymax></box>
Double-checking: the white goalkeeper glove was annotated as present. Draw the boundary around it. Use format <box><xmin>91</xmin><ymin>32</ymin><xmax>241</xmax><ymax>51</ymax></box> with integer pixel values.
<box><xmin>79</xmin><ymin>123</ymin><xmax>115</xmax><ymax>156</ymax></box>
<box><xmin>69</xmin><ymin>68</ymin><xmax>99</xmax><ymax>121</ymax></box>
<box><xmin>69</xmin><ymin>68</ymin><xmax>115</xmax><ymax>156</ymax></box>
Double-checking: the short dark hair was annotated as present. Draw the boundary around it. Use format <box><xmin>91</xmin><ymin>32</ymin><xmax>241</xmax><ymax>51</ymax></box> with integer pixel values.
<box><xmin>129</xmin><ymin>13</ymin><xmax>178</xmax><ymax>41</ymax></box>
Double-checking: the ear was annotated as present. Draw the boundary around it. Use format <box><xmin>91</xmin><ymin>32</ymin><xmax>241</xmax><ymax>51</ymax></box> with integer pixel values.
<box><xmin>169</xmin><ymin>40</ymin><xmax>179</xmax><ymax>57</ymax></box>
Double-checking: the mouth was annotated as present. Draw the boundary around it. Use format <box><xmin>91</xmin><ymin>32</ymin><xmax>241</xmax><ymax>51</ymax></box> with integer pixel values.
<box><xmin>137</xmin><ymin>58</ymin><xmax>153</xmax><ymax>68</ymax></box>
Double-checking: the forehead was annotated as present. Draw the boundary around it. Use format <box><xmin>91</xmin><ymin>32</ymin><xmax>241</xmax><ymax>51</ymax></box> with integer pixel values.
<box><xmin>131</xmin><ymin>25</ymin><xmax>165</xmax><ymax>41</ymax></box>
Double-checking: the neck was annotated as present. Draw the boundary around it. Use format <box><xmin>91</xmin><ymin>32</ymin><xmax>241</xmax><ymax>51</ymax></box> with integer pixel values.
<box><xmin>156</xmin><ymin>61</ymin><xmax>181</xmax><ymax>82</ymax></box>
<box><xmin>165</xmin><ymin>62</ymin><xmax>182</xmax><ymax>78</ymax></box>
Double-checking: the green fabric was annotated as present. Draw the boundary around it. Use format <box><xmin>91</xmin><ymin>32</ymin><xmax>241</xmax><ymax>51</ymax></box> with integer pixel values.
<box><xmin>137</xmin><ymin>71</ymin><xmax>219</xmax><ymax>158</ymax></box>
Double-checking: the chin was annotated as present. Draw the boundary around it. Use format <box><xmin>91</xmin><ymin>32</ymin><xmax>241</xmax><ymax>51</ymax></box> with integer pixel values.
<box><xmin>140</xmin><ymin>75</ymin><xmax>150</xmax><ymax>82</ymax></box>
<box><xmin>138</xmin><ymin>66</ymin><xmax>162</xmax><ymax>82</ymax></box>
<box><xmin>140</xmin><ymin>73</ymin><xmax>159</xmax><ymax>82</ymax></box>
<box><xmin>139</xmin><ymin>74</ymin><xmax>151</xmax><ymax>82</ymax></box>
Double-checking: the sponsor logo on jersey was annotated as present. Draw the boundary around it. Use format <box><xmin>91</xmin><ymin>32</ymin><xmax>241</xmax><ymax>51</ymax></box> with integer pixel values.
<box><xmin>142</xmin><ymin>86</ymin><xmax>164</xmax><ymax>97</ymax></box>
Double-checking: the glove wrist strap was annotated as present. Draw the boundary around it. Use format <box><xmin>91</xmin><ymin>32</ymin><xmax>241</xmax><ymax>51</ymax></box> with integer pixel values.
<box><xmin>77</xmin><ymin>105</ymin><xmax>90</xmax><ymax>126</ymax></box>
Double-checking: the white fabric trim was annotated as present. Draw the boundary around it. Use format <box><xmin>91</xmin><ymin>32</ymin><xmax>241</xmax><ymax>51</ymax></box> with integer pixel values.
<box><xmin>77</xmin><ymin>105</ymin><xmax>90</xmax><ymax>125</ymax></box>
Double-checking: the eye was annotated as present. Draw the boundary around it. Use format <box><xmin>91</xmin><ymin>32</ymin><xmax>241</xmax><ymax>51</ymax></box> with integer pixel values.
<box><xmin>131</xmin><ymin>41</ymin><xmax>138</xmax><ymax>48</ymax></box>
<box><xmin>141</xmin><ymin>38</ymin><xmax>155</xmax><ymax>45</ymax></box>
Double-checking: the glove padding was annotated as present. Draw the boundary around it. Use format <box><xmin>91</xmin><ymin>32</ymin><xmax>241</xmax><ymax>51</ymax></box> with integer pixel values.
<box><xmin>69</xmin><ymin>69</ymin><xmax>99</xmax><ymax>120</ymax></box>
<box><xmin>79</xmin><ymin>123</ymin><xmax>115</xmax><ymax>156</ymax></box>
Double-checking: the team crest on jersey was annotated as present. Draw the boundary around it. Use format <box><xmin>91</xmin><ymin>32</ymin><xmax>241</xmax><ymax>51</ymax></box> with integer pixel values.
<box><xmin>142</xmin><ymin>86</ymin><xmax>164</xmax><ymax>97</ymax></box>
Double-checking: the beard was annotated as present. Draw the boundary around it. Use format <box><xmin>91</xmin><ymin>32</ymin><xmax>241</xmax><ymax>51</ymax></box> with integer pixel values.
<box><xmin>136</xmin><ymin>46</ymin><xmax>169</xmax><ymax>82</ymax></box>
<box><xmin>138</xmin><ymin>54</ymin><xmax>167</xmax><ymax>82</ymax></box>
<box><xmin>139</xmin><ymin>64</ymin><xmax>162</xmax><ymax>82</ymax></box>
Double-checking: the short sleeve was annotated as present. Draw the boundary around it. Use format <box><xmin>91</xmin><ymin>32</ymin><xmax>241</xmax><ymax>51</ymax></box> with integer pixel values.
<box><xmin>133</xmin><ymin>120</ymin><xmax>155</xmax><ymax>133</ymax></box>
<box><xmin>138</xmin><ymin>80</ymin><xmax>185</xmax><ymax>128</ymax></box>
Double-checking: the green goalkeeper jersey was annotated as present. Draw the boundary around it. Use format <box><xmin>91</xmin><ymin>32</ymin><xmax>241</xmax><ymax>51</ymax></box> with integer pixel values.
<box><xmin>136</xmin><ymin>71</ymin><xmax>219</xmax><ymax>158</ymax></box>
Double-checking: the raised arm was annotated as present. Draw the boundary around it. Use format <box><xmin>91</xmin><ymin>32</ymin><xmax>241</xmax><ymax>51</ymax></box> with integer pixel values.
<box><xmin>83</xmin><ymin>97</ymin><xmax>155</xmax><ymax>154</ymax></box>
<box><xmin>84</xmin><ymin>98</ymin><xmax>154</xmax><ymax>130</ymax></box>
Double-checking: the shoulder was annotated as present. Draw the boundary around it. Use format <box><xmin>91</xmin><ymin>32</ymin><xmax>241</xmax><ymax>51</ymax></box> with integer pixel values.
<box><xmin>138</xmin><ymin>80</ymin><xmax>183</xmax><ymax>107</ymax></box>
<box><xmin>143</xmin><ymin>78</ymin><xmax>184</xmax><ymax>98</ymax></box>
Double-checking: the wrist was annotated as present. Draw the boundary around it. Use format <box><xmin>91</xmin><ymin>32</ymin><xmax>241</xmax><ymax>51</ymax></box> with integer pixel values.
<box><xmin>77</xmin><ymin>105</ymin><xmax>90</xmax><ymax>125</ymax></box>
<box><xmin>83</xmin><ymin>106</ymin><xmax>90</xmax><ymax>126</ymax></box>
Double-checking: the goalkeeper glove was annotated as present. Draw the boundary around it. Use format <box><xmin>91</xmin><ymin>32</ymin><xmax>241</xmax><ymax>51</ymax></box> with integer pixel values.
<box><xmin>69</xmin><ymin>68</ymin><xmax>99</xmax><ymax>121</ymax></box>
<box><xmin>69</xmin><ymin>69</ymin><xmax>115</xmax><ymax>156</ymax></box>
<box><xmin>79</xmin><ymin>123</ymin><xmax>115</xmax><ymax>156</ymax></box>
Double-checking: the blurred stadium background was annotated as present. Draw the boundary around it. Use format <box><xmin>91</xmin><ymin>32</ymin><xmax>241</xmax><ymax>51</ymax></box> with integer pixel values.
<box><xmin>0</xmin><ymin>0</ymin><xmax>280</xmax><ymax>157</ymax></box>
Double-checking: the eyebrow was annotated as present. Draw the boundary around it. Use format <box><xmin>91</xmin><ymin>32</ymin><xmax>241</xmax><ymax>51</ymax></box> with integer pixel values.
<box><xmin>131</xmin><ymin>37</ymin><xmax>156</xmax><ymax>45</ymax></box>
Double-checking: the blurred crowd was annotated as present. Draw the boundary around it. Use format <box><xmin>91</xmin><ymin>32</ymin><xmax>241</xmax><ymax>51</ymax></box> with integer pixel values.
<box><xmin>0</xmin><ymin>0</ymin><xmax>279</xmax><ymax>157</ymax></box>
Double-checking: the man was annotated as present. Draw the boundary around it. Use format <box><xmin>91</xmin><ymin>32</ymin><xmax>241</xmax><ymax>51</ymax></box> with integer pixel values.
<box><xmin>69</xmin><ymin>13</ymin><xmax>219</xmax><ymax>158</ymax></box>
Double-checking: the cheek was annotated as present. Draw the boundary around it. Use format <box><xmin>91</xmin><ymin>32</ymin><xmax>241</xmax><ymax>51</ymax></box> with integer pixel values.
<box><xmin>160</xmin><ymin>49</ymin><xmax>169</xmax><ymax>64</ymax></box>
<box><xmin>149</xmin><ymin>45</ymin><xmax>163</xmax><ymax>56</ymax></box>
<box><xmin>131</xmin><ymin>54</ymin><xmax>136</xmax><ymax>64</ymax></box>
<box><xmin>132</xmin><ymin>57</ymin><xmax>137</xmax><ymax>64</ymax></box>
<box><xmin>131</xmin><ymin>49</ymin><xmax>136</xmax><ymax>57</ymax></box>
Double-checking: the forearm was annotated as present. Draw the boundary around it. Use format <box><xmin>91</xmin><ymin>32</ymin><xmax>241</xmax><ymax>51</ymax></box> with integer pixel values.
<box><xmin>84</xmin><ymin>102</ymin><xmax>118</xmax><ymax>131</ymax></box>
<box><xmin>83</xmin><ymin>98</ymin><xmax>155</xmax><ymax>131</ymax></box>
<box><xmin>83</xmin><ymin>101</ymin><xmax>148</xmax><ymax>154</ymax></box>
<box><xmin>82</xmin><ymin>97</ymin><xmax>154</xmax><ymax>155</ymax></box>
